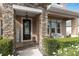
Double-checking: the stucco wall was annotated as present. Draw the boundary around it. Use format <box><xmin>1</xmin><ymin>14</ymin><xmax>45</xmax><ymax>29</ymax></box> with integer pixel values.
<box><xmin>15</xmin><ymin>16</ymin><xmax>22</xmax><ymax>42</ymax></box>
<box><xmin>66</xmin><ymin>26</ymin><xmax>79</xmax><ymax>35</ymax></box>
<box><xmin>32</xmin><ymin>15</ymin><xmax>40</xmax><ymax>43</ymax></box>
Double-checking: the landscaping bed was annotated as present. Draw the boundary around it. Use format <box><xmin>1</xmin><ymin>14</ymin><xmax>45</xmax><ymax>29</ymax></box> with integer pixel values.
<box><xmin>42</xmin><ymin>37</ymin><xmax>79</xmax><ymax>56</ymax></box>
<box><xmin>0</xmin><ymin>37</ymin><xmax>13</xmax><ymax>56</ymax></box>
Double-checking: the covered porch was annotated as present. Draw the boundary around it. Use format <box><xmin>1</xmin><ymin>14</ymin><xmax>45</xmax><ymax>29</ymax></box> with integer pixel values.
<box><xmin>47</xmin><ymin>4</ymin><xmax>79</xmax><ymax>37</ymax></box>
<box><xmin>13</xmin><ymin>5</ymin><xmax>43</xmax><ymax>48</ymax></box>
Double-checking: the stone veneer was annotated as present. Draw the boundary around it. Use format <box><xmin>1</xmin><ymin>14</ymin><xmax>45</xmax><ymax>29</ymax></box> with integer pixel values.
<box><xmin>2</xmin><ymin>3</ymin><xmax>14</xmax><ymax>39</ymax></box>
<box><xmin>71</xmin><ymin>18</ymin><xmax>78</xmax><ymax>37</ymax></box>
<box><xmin>39</xmin><ymin>8</ymin><xmax>48</xmax><ymax>51</ymax></box>
<box><xmin>60</xmin><ymin>19</ymin><xmax>66</xmax><ymax>37</ymax></box>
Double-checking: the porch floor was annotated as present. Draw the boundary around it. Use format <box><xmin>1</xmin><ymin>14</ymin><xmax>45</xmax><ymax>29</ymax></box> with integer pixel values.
<box><xmin>17</xmin><ymin>45</ymin><xmax>43</xmax><ymax>56</ymax></box>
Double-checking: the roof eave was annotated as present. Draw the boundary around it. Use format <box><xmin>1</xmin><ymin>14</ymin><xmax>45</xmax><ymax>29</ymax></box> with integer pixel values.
<box><xmin>47</xmin><ymin>4</ymin><xmax>79</xmax><ymax>18</ymax></box>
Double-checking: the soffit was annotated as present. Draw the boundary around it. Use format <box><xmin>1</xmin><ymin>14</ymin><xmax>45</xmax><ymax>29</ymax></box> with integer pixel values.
<box><xmin>13</xmin><ymin>5</ymin><xmax>42</xmax><ymax>17</ymax></box>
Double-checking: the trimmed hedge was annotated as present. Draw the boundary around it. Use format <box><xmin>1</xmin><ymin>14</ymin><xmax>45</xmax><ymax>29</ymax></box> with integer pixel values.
<box><xmin>0</xmin><ymin>37</ymin><xmax>13</xmax><ymax>56</ymax></box>
<box><xmin>42</xmin><ymin>38</ymin><xmax>60</xmax><ymax>55</ymax></box>
<box><xmin>42</xmin><ymin>37</ymin><xmax>79</xmax><ymax>56</ymax></box>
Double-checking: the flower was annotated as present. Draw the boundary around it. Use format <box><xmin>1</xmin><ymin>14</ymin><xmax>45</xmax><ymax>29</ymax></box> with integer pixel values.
<box><xmin>75</xmin><ymin>46</ymin><xmax>79</xmax><ymax>48</ymax></box>
<box><xmin>77</xmin><ymin>48</ymin><xmax>79</xmax><ymax>50</ymax></box>
<box><xmin>71</xmin><ymin>45</ymin><xmax>74</xmax><ymax>47</ymax></box>
<box><xmin>60</xmin><ymin>51</ymin><xmax>62</xmax><ymax>53</ymax></box>
<box><xmin>53</xmin><ymin>52</ymin><xmax>56</xmax><ymax>55</ymax></box>
<box><xmin>73</xmin><ymin>52</ymin><xmax>76</xmax><ymax>54</ymax></box>
<box><xmin>0</xmin><ymin>54</ymin><xmax>2</xmax><ymax>56</ymax></box>
<box><xmin>64</xmin><ymin>48</ymin><xmax>67</xmax><ymax>51</ymax></box>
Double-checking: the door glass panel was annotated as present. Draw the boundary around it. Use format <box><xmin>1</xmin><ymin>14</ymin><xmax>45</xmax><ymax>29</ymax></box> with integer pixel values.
<box><xmin>23</xmin><ymin>20</ymin><xmax>31</xmax><ymax>40</ymax></box>
<box><xmin>24</xmin><ymin>21</ymin><xmax>30</xmax><ymax>34</ymax></box>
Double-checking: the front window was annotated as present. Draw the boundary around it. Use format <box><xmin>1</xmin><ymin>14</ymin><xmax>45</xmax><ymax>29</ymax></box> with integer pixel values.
<box><xmin>57</xmin><ymin>22</ymin><xmax>60</xmax><ymax>33</ymax></box>
<box><xmin>47</xmin><ymin>19</ymin><xmax>61</xmax><ymax>36</ymax></box>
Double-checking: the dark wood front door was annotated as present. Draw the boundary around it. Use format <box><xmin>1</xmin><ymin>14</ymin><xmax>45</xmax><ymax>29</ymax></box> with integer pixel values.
<box><xmin>23</xmin><ymin>19</ymin><xmax>31</xmax><ymax>40</ymax></box>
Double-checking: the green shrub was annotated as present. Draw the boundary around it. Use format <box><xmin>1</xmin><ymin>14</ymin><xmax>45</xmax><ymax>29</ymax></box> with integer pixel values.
<box><xmin>42</xmin><ymin>38</ymin><xmax>60</xmax><ymax>55</ymax></box>
<box><xmin>42</xmin><ymin>37</ymin><xmax>79</xmax><ymax>56</ymax></box>
<box><xmin>0</xmin><ymin>37</ymin><xmax>13</xmax><ymax>56</ymax></box>
<box><xmin>0</xmin><ymin>36</ymin><xmax>3</xmax><ymax>40</ymax></box>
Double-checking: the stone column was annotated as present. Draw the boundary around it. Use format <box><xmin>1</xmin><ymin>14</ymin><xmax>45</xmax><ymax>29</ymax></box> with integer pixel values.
<box><xmin>1</xmin><ymin>3</ymin><xmax>16</xmax><ymax>55</ymax></box>
<box><xmin>0</xmin><ymin>4</ymin><xmax>3</xmax><ymax>36</ymax></box>
<box><xmin>71</xmin><ymin>18</ymin><xmax>78</xmax><ymax>37</ymax></box>
<box><xmin>60</xmin><ymin>20</ymin><xmax>66</xmax><ymax>37</ymax></box>
<box><xmin>2</xmin><ymin>4</ymin><xmax>14</xmax><ymax>39</ymax></box>
<box><xmin>39</xmin><ymin>8</ymin><xmax>48</xmax><ymax>51</ymax></box>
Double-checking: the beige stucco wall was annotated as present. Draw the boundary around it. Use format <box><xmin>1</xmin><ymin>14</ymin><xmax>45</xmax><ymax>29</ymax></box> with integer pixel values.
<box><xmin>32</xmin><ymin>15</ymin><xmax>40</xmax><ymax>43</ymax></box>
<box><xmin>15</xmin><ymin>16</ymin><xmax>22</xmax><ymax>42</ymax></box>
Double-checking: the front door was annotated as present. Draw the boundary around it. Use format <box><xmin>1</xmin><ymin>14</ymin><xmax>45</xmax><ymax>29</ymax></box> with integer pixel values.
<box><xmin>23</xmin><ymin>19</ymin><xmax>31</xmax><ymax>40</ymax></box>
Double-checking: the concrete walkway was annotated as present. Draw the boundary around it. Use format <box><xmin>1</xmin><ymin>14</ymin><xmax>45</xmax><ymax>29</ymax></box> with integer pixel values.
<box><xmin>17</xmin><ymin>46</ymin><xmax>43</xmax><ymax>56</ymax></box>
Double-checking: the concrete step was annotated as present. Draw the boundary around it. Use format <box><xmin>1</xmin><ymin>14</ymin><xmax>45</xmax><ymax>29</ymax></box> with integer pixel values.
<box><xmin>16</xmin><ymin>41</ymin><xmax>38</xmax><ymax>51</ymax></box>
<box><xmin>17</xmin><ymin>46</ymin><xmax>42</xmax><ymax>56</ymax></box>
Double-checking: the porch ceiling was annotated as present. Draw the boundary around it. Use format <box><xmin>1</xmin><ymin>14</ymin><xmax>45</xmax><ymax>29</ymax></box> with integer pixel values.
<box><xmin>15</xmin><ymin>9</ymin><xmax>40</xmax><ymax>17</ymax></box>
<box><xmin>13</xmin><ymin>5</ymin><xmax>42</xmax><ymax>17</ymax></box>
<box><xmin>47</xmin><ymin>4</ymin><xmax>79</xmax><ymax>19</ymax></box>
